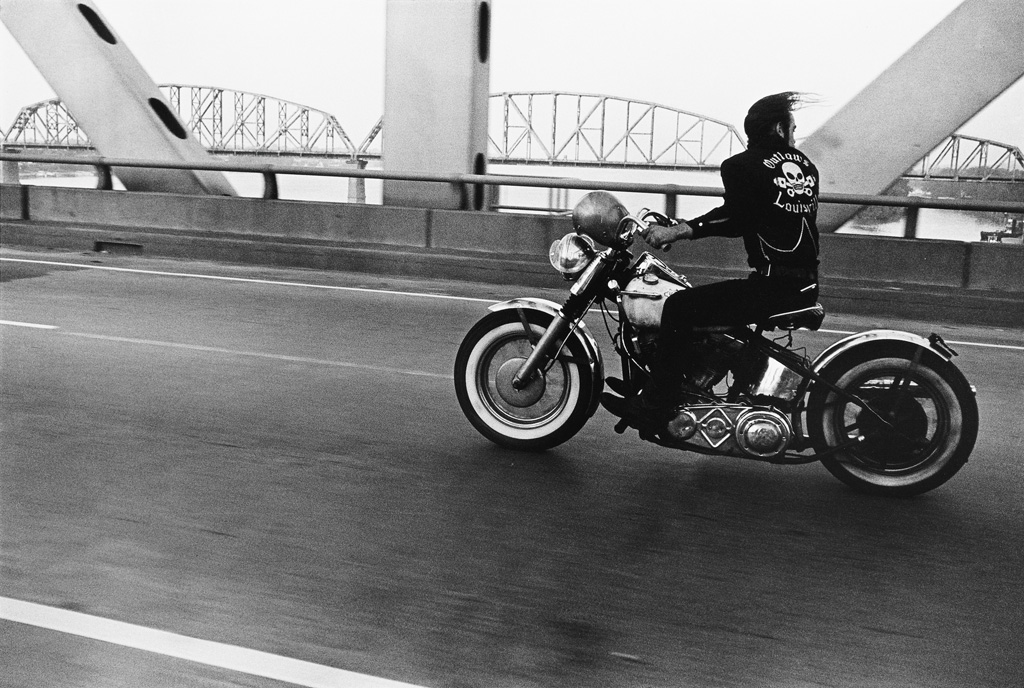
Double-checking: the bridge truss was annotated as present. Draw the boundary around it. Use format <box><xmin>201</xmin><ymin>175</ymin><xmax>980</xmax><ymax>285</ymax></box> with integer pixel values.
<box><xmin>2</xmin><ymin>85</ymin><xmax>360</xmax><ymax>158</ymax></box>
<box><xmin>2</xmin><ymin>95</ymin><xmax>91</xmax><ymax>149</ymax></box>
<box><xmin>488</xmin><ymin>92</ymin><xmax>745</xmax><ymax>169</ymax></box>
<box><xmin>2</xmin><ymin>85</ymin><xmax>1021</xmax><ymax>181</ymax></box>
<box><xmin>163</xmin><ymin>85</ymin><xmax>358</xmax><ymax>157</ymax></box>
<box><xmin>2</xmin><ymin>87</ymin><xmax>743</xmax><ymax>169</ymax></box>
<box><xmin>905</xmin><ymin>134</ymin><xmax>1024</xmax><ymax>182</ymax></box>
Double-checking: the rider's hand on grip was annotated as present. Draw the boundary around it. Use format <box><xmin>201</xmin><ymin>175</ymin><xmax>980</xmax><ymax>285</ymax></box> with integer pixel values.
<box><xmin>649</xmin><ymin>219</ymin><xmax>694</xmax><ymax>252</ymax></box>
<box><xmin>642</xmin><ymin>221</ymin><xmax>682</xmax><ymax>252</ymax></box>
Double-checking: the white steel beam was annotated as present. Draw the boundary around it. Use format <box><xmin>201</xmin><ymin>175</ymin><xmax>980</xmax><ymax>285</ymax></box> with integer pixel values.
<box><xmin>802</xmin><ymin>0</ymin><xmax>1024</xmax><ymax>230</ymax></box>
<box><xmin>1</xmin><ymin>0</ymin><xmax>234</xmax><ymax>195</ymax></box>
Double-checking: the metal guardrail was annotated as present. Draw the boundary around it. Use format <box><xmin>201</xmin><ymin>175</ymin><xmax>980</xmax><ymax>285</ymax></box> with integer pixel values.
<box><xmin>2</xmin><ymin>151</ymin><xmax>1023</xmax><ymax>239</ymax></box>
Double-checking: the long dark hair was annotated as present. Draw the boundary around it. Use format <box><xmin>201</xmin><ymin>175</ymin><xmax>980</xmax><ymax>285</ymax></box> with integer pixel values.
<box><xmin>743</xmin><ymin>91</ymin><xmax>812</xmax><ymax>147</ymax></box>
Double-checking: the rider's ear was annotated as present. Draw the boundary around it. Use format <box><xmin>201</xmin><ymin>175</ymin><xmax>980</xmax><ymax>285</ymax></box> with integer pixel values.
<box><xmin>773</xmin><ymin>122</ymin><xmax>784</xmax><ymax>138</ymax></box>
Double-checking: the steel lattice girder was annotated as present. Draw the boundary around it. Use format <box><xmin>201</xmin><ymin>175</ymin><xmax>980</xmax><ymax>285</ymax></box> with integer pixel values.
<box><xmin>906</xmin><ymin>134</ymin><xmax>1024</xmax><ymax>182</ymax></box>
<box><xmin>484</xmin><ymin>92</ymin><xmax>746</xmax><ymax>169</ymax></box>
<box><xmin>3</xmin><ymin>87</ymin><xmax>1020</xmax><ymax>180</ymax></box>
<box><xmin>0</xmin><ymin>85</ymin><xmax>358</xmax><ymax>157</ymax></box>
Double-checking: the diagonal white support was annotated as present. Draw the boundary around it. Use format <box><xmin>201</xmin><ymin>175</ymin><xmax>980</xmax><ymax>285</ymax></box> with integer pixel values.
<box><xmin>801</xmin><ymin>0</ymin><xmax>1024</xmax><ymax>230</ymax></box>
<box><xmin>1</xmin><ymin>0</ymin><xmax>235</xmax><ymax>195</ymax></box>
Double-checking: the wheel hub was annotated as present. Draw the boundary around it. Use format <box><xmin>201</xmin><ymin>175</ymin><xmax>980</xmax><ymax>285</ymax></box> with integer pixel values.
<box><xmin>494</xmin><ymin>358</ymin><xmax>546</xmax><ymax>407</ymax></box>
<box><xmin>856</xmin><ymin>391</ymin><xmax>930</xmax><ymax>466</ymax></box>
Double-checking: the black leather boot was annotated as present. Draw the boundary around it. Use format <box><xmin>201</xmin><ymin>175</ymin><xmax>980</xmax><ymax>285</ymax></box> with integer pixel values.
<box><xmin>604</xmin><ymin>376</ymin><xmax>637</xmax><ymax>397</ymax></box>
<box><xmin>600</xmin><ymin>386</ymin><xmax>677</xmax><ymax>422</ymax></box>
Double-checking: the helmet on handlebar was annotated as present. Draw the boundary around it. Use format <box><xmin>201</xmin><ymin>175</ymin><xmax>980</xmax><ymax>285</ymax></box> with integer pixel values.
<box><xmin>572</xmin><ymin>191</ymin><xmax>629</xmax><ymax>247</ymax></box>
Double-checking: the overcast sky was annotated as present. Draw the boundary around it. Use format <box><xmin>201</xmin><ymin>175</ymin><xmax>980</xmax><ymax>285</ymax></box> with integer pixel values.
<box><xmin>2</xmin><ymin>0</ymin><xmax>1022</xmax><ymax>147</ymax></box>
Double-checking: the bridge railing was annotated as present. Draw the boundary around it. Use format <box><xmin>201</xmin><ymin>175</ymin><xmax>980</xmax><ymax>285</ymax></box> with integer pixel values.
<box><xmin>1</xmin><ymin>150</ymin><xmax>1022</xmax><ymax>240</ymax></box>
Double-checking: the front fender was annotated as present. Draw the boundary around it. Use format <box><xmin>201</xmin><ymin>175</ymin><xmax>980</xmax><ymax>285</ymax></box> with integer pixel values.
<box><xmin>488</xmin><ymin>298</ymin><xmax>605</xmax><ymax>415</ymax></box>
<box><xmin>812</xmin><ymin>329</ymin><xmax>954</xmax><ymax>375</ymax></box>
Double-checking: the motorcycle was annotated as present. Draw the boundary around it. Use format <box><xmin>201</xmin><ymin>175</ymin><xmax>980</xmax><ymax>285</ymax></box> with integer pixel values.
<box><xmin>454</xmin><ymin>191</ymin><xmax>978</xmax><ymax>496</ymax></box>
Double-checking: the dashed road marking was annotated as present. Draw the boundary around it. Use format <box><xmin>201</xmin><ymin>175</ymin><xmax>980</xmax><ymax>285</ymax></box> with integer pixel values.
<box><xmin>0</xmin><ymin>596</ymin><xmax>428</xmax><ymax>688</ymax></box>
<box><xmin>0</xmin><ymin>319</ymin><xmax>59</xmax><ymax>329</ymax></box>
<box><xmin>0</xmin><ymin>257</ymin><xmax>496</xmax><ymax>303</ymax></box>
<box><xmin>61</xmin><ymin>331</ymin><xmax>449</xmax><ymax>378</ymax></box>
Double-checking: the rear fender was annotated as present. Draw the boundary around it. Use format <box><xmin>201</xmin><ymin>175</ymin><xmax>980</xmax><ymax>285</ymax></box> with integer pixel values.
<box><xmin>799</xmin><ymin>329</ymin><xmax>963</xmax><ymax>442</ymax></box>
<box><xmin>488</xmin><ymin>298</ymin><xmax>605</xmax><ymax>415</ymax></box>
<box><xmin>811</xmin><ymin>329</ymin><xmax>955</xmax><ymax>376</ymax></box>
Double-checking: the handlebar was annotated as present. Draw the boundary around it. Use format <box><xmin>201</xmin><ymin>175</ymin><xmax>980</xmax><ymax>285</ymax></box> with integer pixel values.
<box><xmin>617</xmin><ymin>208</ymin><xmax>676</xmax><ymax>252</ymax></box>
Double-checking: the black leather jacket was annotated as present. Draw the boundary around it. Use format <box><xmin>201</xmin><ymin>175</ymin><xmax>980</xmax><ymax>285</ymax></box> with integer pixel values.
<box><xmin>688</xmin><ymin>143</ymin><xmax>820</xmax><ymax>276</ymax></box>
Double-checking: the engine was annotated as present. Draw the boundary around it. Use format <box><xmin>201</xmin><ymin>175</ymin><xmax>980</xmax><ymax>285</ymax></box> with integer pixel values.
<box><xmin>686</xmin><ymin>333</ymin><xmax>746</xmax><ymax>390</ymax></box>
<box><xmin>664</xmin><ymin>404</ymin><xmax>794</xmax><ymax>460</ymax></box>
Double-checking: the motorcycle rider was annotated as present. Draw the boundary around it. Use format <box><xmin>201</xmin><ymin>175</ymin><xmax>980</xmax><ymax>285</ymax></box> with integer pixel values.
<box><xmin>603</xmin><ymin>91</ymin><xmax>821</xmax><ymax>421</ymax></box>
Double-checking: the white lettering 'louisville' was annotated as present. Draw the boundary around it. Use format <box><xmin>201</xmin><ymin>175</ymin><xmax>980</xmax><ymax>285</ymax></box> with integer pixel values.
<box><xmin>772</xmin><ymin>191</ymin><xmax>818</xmax><ymax>214</ymax></box>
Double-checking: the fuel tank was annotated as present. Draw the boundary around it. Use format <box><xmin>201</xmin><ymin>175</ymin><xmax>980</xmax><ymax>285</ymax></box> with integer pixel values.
<box><xmin>620</xmin><ymin>272</ymin><xmax>684</xmax><ymax>330</ymax></box>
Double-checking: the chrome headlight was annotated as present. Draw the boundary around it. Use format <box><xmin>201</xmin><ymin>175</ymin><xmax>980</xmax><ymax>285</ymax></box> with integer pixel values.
<box><xmin>549</xmin><ymin>233</ymin><xmax>597</xmax><ymax>276</ymax></box>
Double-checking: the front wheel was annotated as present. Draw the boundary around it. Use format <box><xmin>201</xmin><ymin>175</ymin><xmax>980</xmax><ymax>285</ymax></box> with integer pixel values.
<box><xmin>454</xmin><ymin>309</ymin><xmax>597</xmax><ymax>451</ymax></box>
<box><xmin>807</xmin><ymin>349</ymin><xmax>978</xmax><ymax>497</ymax></box>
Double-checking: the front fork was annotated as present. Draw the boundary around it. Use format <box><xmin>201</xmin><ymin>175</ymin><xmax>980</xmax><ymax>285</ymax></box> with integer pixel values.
<box><xmin>511</xmin><ymin>311</ymin><xmax>575</xmax><ymax>390</ymax></box>
<box><xmin>510</xmin><ymin>287</ymin><xmax>599</xmax><ymax>390</ymax></box>
<box><xmin>510</xmin><ymin>252</ymin><xmax>616</xmax><ymax>390</ymax></box>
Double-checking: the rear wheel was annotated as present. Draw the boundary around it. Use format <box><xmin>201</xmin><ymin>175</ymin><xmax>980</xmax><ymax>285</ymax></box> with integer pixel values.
<box><xmin>808</xmin><ymin>350</ymin><xmax>978</xmax><ymax>496</ymax></box>
<box><xmin>454</xmin><ymin>309</ymin><xmax>596</xmax><ymax>451</ymax></box>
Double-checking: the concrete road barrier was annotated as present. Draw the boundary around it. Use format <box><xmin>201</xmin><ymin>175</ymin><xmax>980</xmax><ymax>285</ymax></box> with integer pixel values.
<box><xmin>2</xmin><ymin>184</ymin><xmax>1021</xmax><ymax>326</ymax></box>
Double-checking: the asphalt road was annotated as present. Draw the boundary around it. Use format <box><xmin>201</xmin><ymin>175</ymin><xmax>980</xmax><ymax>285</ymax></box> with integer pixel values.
<box><xmin>1</xmin><ymin>248</ymin><xmax>1023</xmax><ymax>688</ymax></box>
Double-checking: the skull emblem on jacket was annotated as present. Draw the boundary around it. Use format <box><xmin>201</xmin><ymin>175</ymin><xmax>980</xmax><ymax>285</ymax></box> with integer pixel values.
<box><xmin>774</xmin><ymin>161</ymin><xmax>815</xmax><ymax>197</ymax></box>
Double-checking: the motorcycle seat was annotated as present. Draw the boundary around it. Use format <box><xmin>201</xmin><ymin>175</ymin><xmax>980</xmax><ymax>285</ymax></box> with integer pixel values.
<box><xmin>759</xmin><ymin>303</ymin><xmax>825</xmax><ymax>331</ymax></box>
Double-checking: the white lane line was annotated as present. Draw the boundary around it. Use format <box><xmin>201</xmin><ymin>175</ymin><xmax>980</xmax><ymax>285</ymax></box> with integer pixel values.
<box><xmin>4</xmin><ymin>257</ymin><xmax>1021</xmax><ymax>352</ymax></box>
<box><xmin>0</xmin><ymin>320</ymin><xmax>59</xmax><ymax>329</ymax></box>
<box><xmin>0</xmin><ymin>319</ymin><xmax>448</xmax><ymax>377</ymax></box>
<box><xmin>0</xmin><ymin>596</ymin><xmax>427</xmax><ymax>688</ymax></box>
<box><xmin>61</xmin><ymin>331</ymin><xmax>449</xmax><ymax>379</ymax></box>
<box><xmin>945</xmin><ymin>339</ymin><xmax>1024</xmax><ymax>352</ymax></box>
<box><xmin>0</xmin><ymin>257</ymin><xmax>497</xmax><ymax>304</ymax></box>
<box><xmin>817</xmin><ymin>328</ymin><xmax>1024</xmax><ymax>351</ymax></box>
